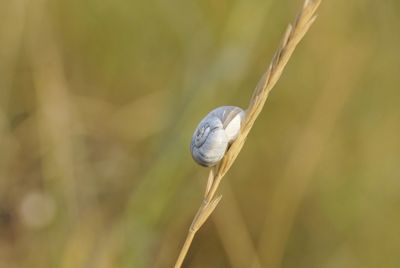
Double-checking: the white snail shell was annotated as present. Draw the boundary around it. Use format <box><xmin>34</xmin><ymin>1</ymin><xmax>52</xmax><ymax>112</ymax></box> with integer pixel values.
<box><xmin>190</xmin><ymin>106</ymin><xmax>245</xmax><ymax>167</ymax></box>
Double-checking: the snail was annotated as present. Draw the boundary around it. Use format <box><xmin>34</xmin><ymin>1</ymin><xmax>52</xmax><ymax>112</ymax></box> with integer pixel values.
<box><xmin>190</xmin><ymin>106</ymin><xmax>245</xmax><ymax>167</ymax></box>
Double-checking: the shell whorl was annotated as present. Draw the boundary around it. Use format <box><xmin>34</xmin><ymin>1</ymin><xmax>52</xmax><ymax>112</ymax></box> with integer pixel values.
<box><xmin>190</xmin><ymin>106</ymin><xmax>245</xmax><ymax>167</ymax></box>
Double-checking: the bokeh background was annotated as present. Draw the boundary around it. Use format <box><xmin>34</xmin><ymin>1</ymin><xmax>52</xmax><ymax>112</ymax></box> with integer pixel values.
<box><xmin>1</xmin><ymin>0</ymin><xmax>400</xmax><ymax>267</ymax></box>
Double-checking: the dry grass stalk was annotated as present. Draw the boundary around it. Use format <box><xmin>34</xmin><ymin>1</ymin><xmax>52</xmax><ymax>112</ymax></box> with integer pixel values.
<box><xmin>174</xmin><ymin>0</ymin><xmax>321</xmax><ymax>267</ymax></box>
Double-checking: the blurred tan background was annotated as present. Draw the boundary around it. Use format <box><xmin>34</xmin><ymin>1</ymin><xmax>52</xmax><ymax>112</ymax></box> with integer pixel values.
<box><xmin>1</xmin><ymin>0</ymin><xmax>399</xmax><ymax>267</ymax></box>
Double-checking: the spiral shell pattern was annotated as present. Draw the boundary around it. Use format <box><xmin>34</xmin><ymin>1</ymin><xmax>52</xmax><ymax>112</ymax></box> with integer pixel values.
<box><xmin>190</xmin><ymin>106</ymin><xmax>245</xmax><ymax>167</ymax></box>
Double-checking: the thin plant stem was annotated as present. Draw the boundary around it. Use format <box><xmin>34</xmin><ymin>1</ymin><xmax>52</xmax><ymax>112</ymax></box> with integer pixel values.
<box><xmin>174</xmin><ymin>0</ymin><xmax>322</xmax><ymax>267</ymax></box>
<box><xmin>174</xmin><ymin>230</ymin><xmax>195</xmax><ymax>268</ymax></box>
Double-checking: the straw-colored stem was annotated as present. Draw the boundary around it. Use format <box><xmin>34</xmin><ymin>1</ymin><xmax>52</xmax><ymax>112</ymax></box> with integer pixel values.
<box><xmin>174</xmin><ymin>230</ymin><xmax>196</xmax><ymax>268</ymax></box>
<box><xmin>174</xmin><ymin>0</ymin><xmax>321</xmax><ymax>267</ymax></box>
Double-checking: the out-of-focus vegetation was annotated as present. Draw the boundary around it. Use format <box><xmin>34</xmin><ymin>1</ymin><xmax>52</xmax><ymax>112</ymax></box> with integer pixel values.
<box><xmin>0</xmin><ymin>0</ymin><xmax>399</xmax><ymax>267</ymax></box>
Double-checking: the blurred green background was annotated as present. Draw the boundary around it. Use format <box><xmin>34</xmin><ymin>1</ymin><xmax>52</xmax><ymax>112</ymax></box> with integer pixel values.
<box><xmin>1</xmin><ymin>0</ymin><xmax>400</xmax><ymax>267</ymax></box>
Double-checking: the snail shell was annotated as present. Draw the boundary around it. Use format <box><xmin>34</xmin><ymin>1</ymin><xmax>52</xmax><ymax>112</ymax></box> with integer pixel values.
<box><xmin>190</xmin><ymin>106</ymin><xmax>245</xmax><ymax>167</ymax></box>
